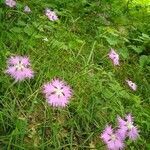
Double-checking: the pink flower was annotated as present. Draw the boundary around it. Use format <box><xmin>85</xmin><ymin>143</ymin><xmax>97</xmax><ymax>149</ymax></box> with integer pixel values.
<box><xmin>43</xmin><ymin>78</ymin><xmax>72</xmax><ymax>107</ymax></box>
<box><xmin>5</xmin><ymin>56</ymin><xmax>34</xmax><ymax>81</ymax></box>
<box><xmin>5</xmin><ymin>0</ymin><xmax>16</xmax><ymax>8</ymax></box>
<box><xmin>117</xmin><ymin>114</ymin><xmax>139</xmax><ymax>141</ymax></box>
<box><xmin>101</xmin><ymin>125</ymin><xmax>124</xmax><ymax>150</ymax></box>
<box><xmin>108</xmin><ymin>49</ymin><xmax>119</xmax><ymax>66</ymax></box>
<box><xmin>45</xmin><ymin>8</ymin><xmax>58</xmax><ymax>21</ymax></box>
<box><xmin>24</xmin><ymin>6</ymin><xmax>31</xmax><ymax>13</ymax></box>
<box><xmin>126</xmin><ymin>80</ymin><xmax>137</xmax><ymax>91</ymax></box>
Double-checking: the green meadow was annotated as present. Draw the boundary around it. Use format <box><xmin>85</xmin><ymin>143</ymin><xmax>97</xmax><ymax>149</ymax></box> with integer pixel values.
<box><xmin>0</xmin><ymin>0</ymin><xmax>150</xmax><ymax>149</ymax></box>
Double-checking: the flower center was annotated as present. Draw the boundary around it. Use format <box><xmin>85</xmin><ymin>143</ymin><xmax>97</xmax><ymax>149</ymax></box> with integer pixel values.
<box><xmin>127</xmin><ymin>122</ymin><xmax>133</xmax><ymax>130</ymax></box>
<box><xmin>111</xmin><ymin>134</ymin><xmax>116</xmax><ymax>141</ymax></box>
<box><xmin>54</xmin><ymin>87</ymin><xmax>64</xmax><ymax>97</ymax></box>
<box><xmin>15</xmin><ymin>62</ymin><xmax>24</xmax><ymax>71</ymax></box>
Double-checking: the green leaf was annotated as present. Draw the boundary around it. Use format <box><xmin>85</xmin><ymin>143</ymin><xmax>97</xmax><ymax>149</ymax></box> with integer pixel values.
<box><xmin>105</xmin><ymin>36</ymin><xmax>118</xmax><ymax>46</ymax></box>
<box><xmin>10</xmin><ymin>27</ymin><xmax>23</xmax><ymax>33</ymax></box>
<box><xmin>24</xmin><ymin>25</ymin><xmax>35</xmax><ymax>36</ymax></box>
<box><xmin>128</xmin><ymin>45</ymin><xmax>143</xmax><ymax>54</ymax></box>
<box><xmin>17</xmin><ymin>20</ymin><xmax>26</xmax><ymax>26</ymax></box>
<box><xmin>139</xmin><ymin>55</ymin><xmax>150</xmax><ymax>67</ymax></box>
<box><xmin>146</xmin><ymin>144</ymin><xmax>150</xmax><ymax>149</ymax></box>
<box><xmin>141</xmin><ymin>33</ymin><xmax>150</xmax><ymax>39</ymax></box>
<box><xmin>16</xmin><ymin>118</ymin><xmax>27</xmax><ymax>134</ymax></box>
<box><xmin>120</xmin><ymin>48</ymin><xmax>129</xmax><ymax>59</ymax></box>
<box><xmin>102</xmin><ymin>89</ymin><xmax>114</xmax><ymax>99</ymax></box>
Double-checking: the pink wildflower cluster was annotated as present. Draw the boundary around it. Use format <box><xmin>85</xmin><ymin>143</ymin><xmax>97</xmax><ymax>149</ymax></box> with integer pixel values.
<box><xmin>5</xmin><ymin>0</ymin><xmax>32</xmax><ymax>13</ymax></box>
<box><xmin>5</xmin><ymin>56</ymin><xmax>34</xmax><ymax>81</ymax></box>
<box><xmin>43</xmin><ymin>78</ymin><xmax>72</xmax><ymax>107</ymax></box>
<box><xmin>117</xmin><ymin>114</ymin><xmax>139</xmax><ymax>141</ymax></box>
<box><xmin>5</xmin><ymin>55</ymin><xmax>73</xmax><ymax>107</ymax></box>
<box><xmin>5</xmin><ymin>1</ymin><xmax>59</xmax><ymax>22</ymax></box>
<box><xmin>5</xmin><ymin>0</ymin><xmax>16</xmax><ymax>7</ymax></box>
<box><xmin>101</xmin><ymin>125</ymin><xmax>124</xmax><ymax>150</ymax></box>
<box><xmin>101</xmin><ymin>114</ymin><xmax>139</xmax><ymax>150</ymax></box>
<box><xmin>108</xmin><ymin>48</ymin><xmax>137</xmax><ymax>91</ymax></box>
<box><xmin>45</xmin><ymin>8</ymin><xmax>58</xmax><ymax>21</ymax></box>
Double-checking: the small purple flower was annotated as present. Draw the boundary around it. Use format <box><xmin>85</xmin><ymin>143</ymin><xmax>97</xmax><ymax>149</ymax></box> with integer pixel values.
<box><xmin>45</xmin><ymin>8</ymin><xmax>58</xmax><ymax>21</ymax></box>
<box><xmin>101</xmin><ymin>125</ymin><xmax>124</xmax><ymax>150</ymax></box>
<box><xmin>108</xmin><ymin>49</ymin><xmax>120</xmax><ymax>66</ymax></box>
<box><xmin>5</xmin><ymin>56</ymin><xmax>34</xmax><ymax>81</ymax></box>
<box><xmin>43</xmin><ymin>78</ymin><xmax>72</xmax><ymax>107</ymax></box>
<box><xmin>126</xmin><ymin>80</ymin><xmax>137</xmax><ymax>91</ymax></box>
<box><xmin>117</xmin><ymin>114</ymin><xmax>139</xmax><ymax>141</ymax></box>
<box><xmin>24</xmin><ymin>6</ymin><xmax>31</xmax><ymax>13</ymax></box>
<box><xmin>5</xmin><ymin>0</ymin><xmax>16</xmax><ymax>7</ymax></box>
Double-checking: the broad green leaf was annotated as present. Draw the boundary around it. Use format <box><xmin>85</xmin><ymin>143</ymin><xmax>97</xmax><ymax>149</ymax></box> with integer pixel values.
<box><xmin>139</xmin><ymin>55</ymin><xmax>150</xmax><ymax>67</ymax></box>
<box><xmin>24</xmin><ymin>25</ymin><xmax>35</xmax><ymax>36</ymax></box>
<box><xmin>105</xmin><ymin>36</ymin><xmax>118</xmax><ymax>46</ymax></box>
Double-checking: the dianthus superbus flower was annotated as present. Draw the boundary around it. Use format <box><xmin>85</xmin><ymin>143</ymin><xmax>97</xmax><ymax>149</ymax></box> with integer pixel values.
<box><xmin>126</xmin><ymin>80</ymin><xmax>137</xmax><ymax>91</ymax></box>
<box><xmin>5</xmin><ymin>0</ymin><xmax>16</xmax><ymax>7</ymax></box>
<box><xmin>43</xmin><ymin>78</ymin><xmax>72</xmax><ymax>107</ymax></box>
<box><xmin>5</xmin><ymin>56</ymin><xmax>34</xmax><ymax>81</ymax></box>
<box><xmin>24</xmin><ymin>6</ymin><xmax>31</xmax><ymax>13</ymax></box>
<box><xmin>45</xmin><ymin>8</ymin><xmax>58</xmax><ymax>21</ymax></box>
<box><xmin>117</xmin><ymin>114</ymin><xmax>139</xmax><ymax>141</ymax></box>
<box><xmin>108</xmin><ymin>49</ymin><xmax>119</xmax><ymax>66</ymax></box>
<box><xmin>101</xmin><ymin>125</ymin><xmax>124</xmax><ymax>150</ymax></box>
